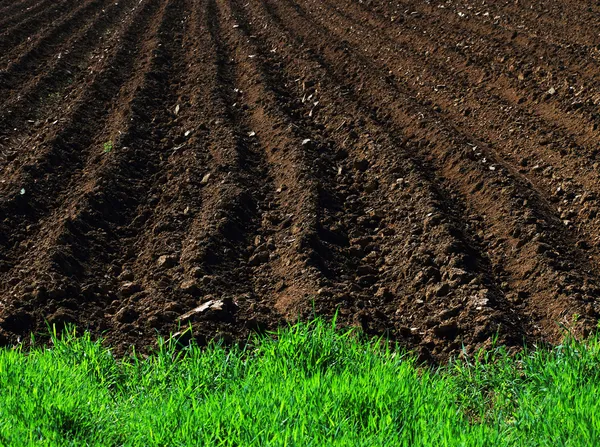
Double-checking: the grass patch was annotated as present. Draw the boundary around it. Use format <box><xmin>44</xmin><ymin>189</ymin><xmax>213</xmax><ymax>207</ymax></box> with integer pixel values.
<box><xmin>1</xmin><ymin>319</ymin><xmax>599</xmax><ymax>446</ymax></box>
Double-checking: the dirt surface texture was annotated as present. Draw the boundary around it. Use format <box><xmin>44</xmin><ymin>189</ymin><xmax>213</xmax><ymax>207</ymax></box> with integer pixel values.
<box><xmin>1</xmin><ymin>0</ymin><xmax>600</xmax><ymax>360</ymax></box>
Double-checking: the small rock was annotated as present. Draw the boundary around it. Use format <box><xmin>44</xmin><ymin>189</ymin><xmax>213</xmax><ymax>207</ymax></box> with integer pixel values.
<box><xmin>178</xmin><ymin>297</ymin><xmax>237</xmax><ymax>322</ymax></box>
<box><xmin>189</xmin><ymin>267</ymin><xmax>204</xmax><ymax>278</ymax></box>
<box><xmin>255</xmin><ymin>243</ymin><xmax>268</xmax><ymax>253</ymax></box>
<box><xmin>446</xmin><ymin>268</ymin><xmax>468</xmax><ymax>285</ymax></box>
<box><xmin>200</xmin><ymin>275</ymin><xmax>214</xmax><ymax>285</ymax></box>
<box><xmin>200</xmin><ymin>173</ymin><xmax>211</xmax><ymax>185</ymax></box>
<box><xmin>351</xmin><ymin>236</ymin><xmax>372</xmax><ymax>248</ymax></box>
<box><xmin>436</xmin><ymin>307</ymin><xmax>461</xmax><ymax>321</ymax></box>
<box><xmin>542</xmin><ymin>166</ymin><xmax>553</xmax><ymax>177</ymax></box>
<box><xmin>443</xmin><ymin>242</ymin><xmax>463</xmax><ymax>255</ymax></box>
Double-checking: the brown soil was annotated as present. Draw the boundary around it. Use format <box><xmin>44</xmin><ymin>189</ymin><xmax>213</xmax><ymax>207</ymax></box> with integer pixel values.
<box><xmin>1</xmin><ymin>0</ymin><xmax>600</xmax><ymax>360</ymax></box>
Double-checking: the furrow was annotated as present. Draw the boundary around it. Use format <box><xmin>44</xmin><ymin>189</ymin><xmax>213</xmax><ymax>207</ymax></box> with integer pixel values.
<box><xmin>174</xmin><ymin>0</ymin><xmax>270</xmax><ymax>302</ymax></box>
<box><xmin>212</xmin><ymin>0</ymin><xmax>335</xmax><ymax>318</ymax></box>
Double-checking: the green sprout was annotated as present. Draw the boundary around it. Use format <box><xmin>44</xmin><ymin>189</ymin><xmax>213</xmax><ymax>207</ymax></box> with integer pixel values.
<box><xmin>103</xmin><ymin>140</ymin><xmax>114</xmax><ymax>153</ymax></box>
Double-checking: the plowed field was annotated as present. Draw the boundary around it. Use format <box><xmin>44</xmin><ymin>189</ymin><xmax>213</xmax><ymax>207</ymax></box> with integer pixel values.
<box><xmin>2</xmin><ymin>0</ymin><xmax>600</xmax><ymax>359</ymax></box>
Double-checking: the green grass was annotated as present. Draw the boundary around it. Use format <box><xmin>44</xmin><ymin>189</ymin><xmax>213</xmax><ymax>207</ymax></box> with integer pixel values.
<box><xmin>0</xmin><ymin>319</ymin><xmax>599</xmax><ymax>446</ymax></box>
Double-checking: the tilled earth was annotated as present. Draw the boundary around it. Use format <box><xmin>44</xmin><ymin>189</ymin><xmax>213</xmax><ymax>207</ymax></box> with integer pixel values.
<box><xmin>1</xmin><ymin>0</ymin><xmax>600</xmax><ymax>360</ymax></box>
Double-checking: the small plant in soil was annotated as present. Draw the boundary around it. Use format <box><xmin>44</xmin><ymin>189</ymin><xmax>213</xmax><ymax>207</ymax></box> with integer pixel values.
<box><xmin>103</xmin><ymin>140</ymin><xmax>114</xmax><ymax>153</ymax></box>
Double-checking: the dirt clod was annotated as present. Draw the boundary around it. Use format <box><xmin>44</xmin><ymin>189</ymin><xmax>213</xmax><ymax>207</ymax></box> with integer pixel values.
<box><xmin>157</xmin><ymin>255</ymin><xmax>178</xmax><ymax>269</ymax></box>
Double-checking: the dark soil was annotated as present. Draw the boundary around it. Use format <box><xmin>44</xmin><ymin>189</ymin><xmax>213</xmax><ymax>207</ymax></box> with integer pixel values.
<box><xmin>1</xmin><ymin>0</ymin><xmax>600</xmax><ymax>360</ymax></box>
